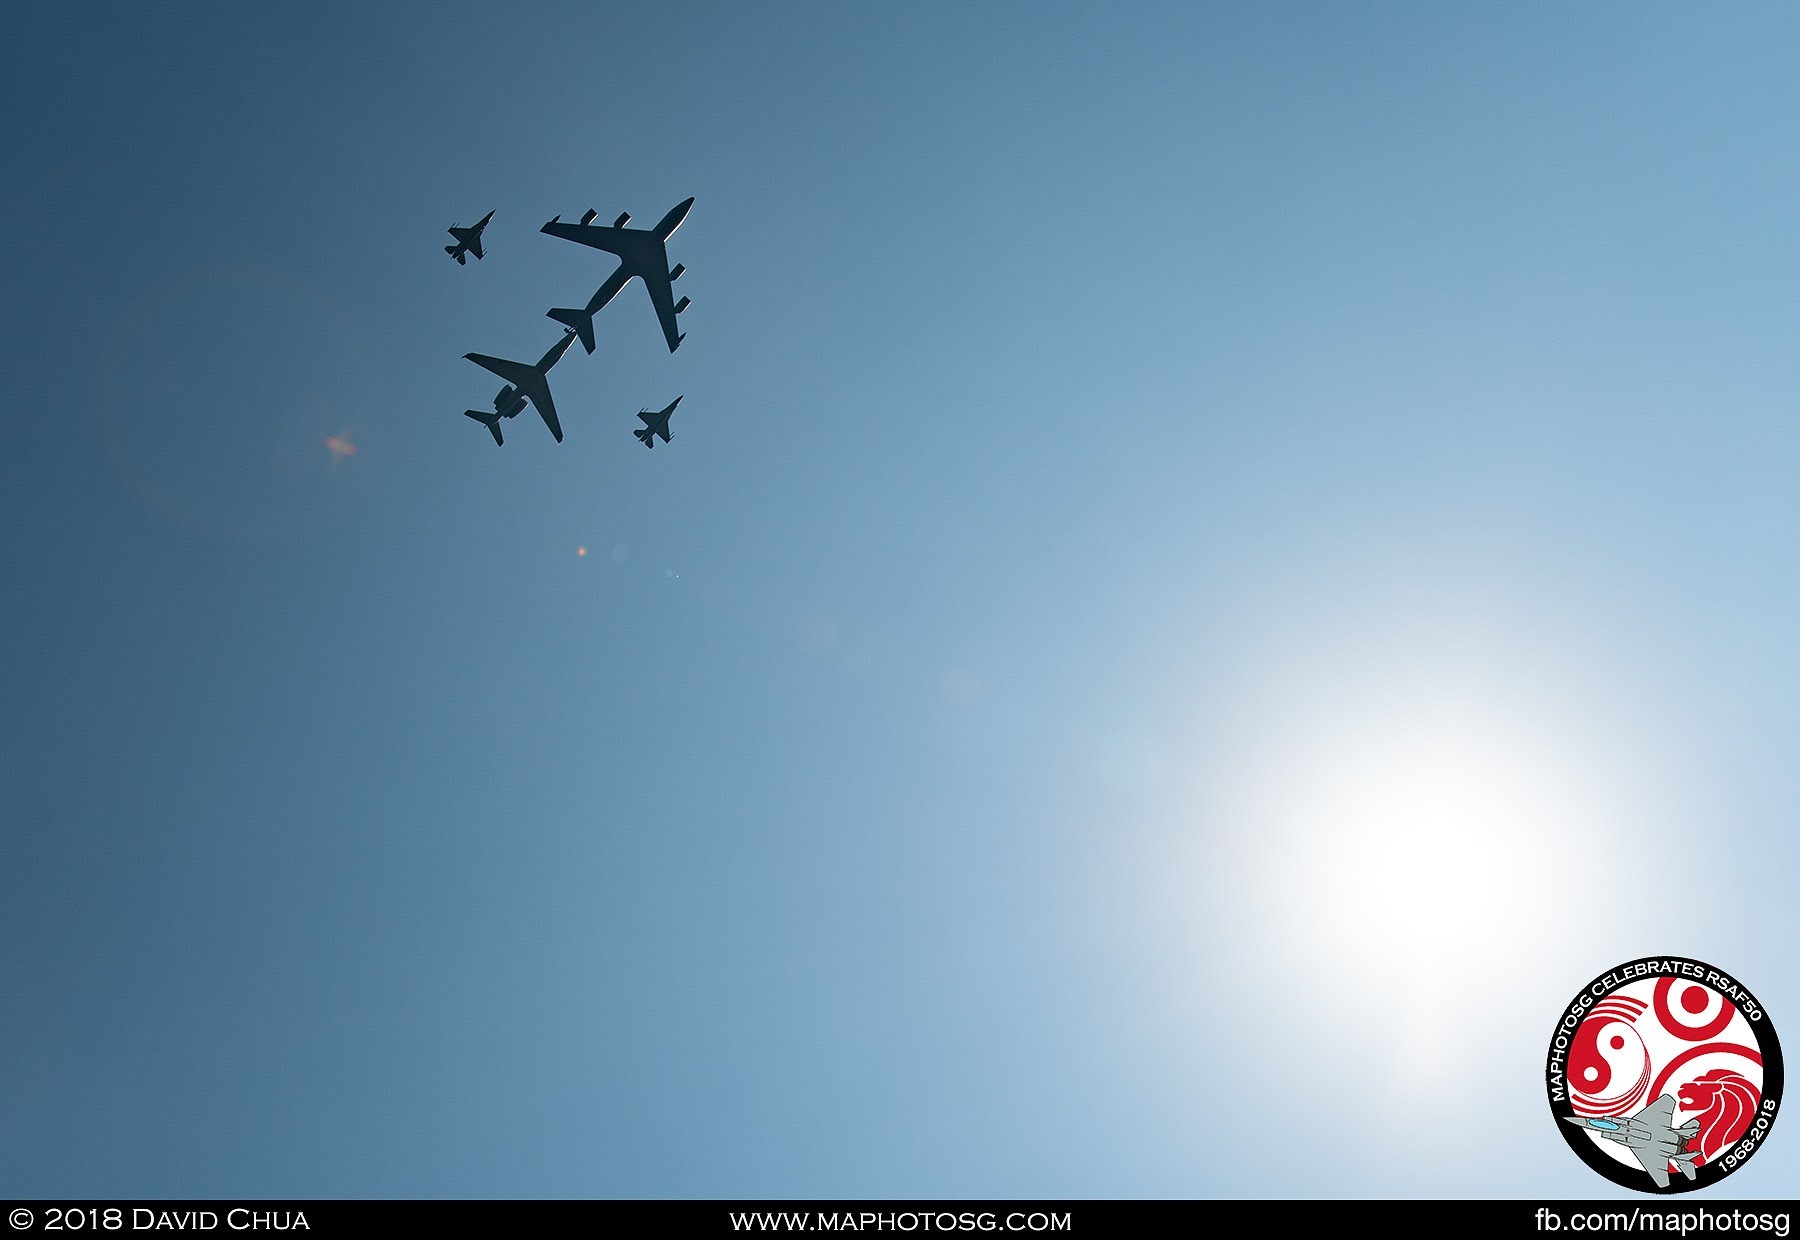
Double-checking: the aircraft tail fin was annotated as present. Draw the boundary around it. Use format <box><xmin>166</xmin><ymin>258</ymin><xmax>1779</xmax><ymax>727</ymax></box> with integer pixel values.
<box><xmin>634</xmin><ymin>427</ymin><xmax>655</xmax><ymax>449</ymax></box>
<box><xmin>464</xmin><ymin>409</ymin><xmax>504</xmax><ymax>446</ymax></box>
<box><xmin>547</xmin><ymin>307</ymin><xmax>596</xmax><ymax>354</ymax></box>
<box><xmin>446</xmin><ymin>244</ymin><xmax>466</xmax><ymax>265</ymax></box>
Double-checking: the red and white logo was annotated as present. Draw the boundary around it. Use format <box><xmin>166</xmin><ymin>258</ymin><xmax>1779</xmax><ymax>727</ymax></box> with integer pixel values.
<box><xmin>1547</xmin><ymin>958</ymin><xmax>1782</xmax><ymax>1192</ymax></box>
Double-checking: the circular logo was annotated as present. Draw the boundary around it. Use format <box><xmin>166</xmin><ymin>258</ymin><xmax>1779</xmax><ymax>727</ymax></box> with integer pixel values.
<box><xmin>1546</xmin><ymin>957</ymin><xmax>1783</xmax><ymax>1192</ymax></box>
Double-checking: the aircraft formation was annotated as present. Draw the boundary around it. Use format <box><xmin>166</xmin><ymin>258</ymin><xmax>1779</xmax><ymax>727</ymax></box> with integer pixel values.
<box><xmin>447</xmin><ymin>198</ymin><xmax>694</xmax><ymax>449</ymax></box>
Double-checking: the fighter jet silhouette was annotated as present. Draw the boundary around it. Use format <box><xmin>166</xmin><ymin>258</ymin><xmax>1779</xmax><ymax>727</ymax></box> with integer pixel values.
<box><xmin>445</xmin><ymin>210</ymin><xmax>495</xmax><ymax>265</ymax></box>
<box><xmin>633</xmin><ymin>395</ymin><xmax>682</xmax><ymax>449</ymax></box>
<box><xmin>1564</xmin><ymin>1095</ymin><xmax>1701</xmax><ymax>1188</ymax></box>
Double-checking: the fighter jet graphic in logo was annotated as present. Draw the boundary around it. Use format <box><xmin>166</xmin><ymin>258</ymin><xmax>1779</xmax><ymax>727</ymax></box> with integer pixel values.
<box><xmin>1564</xmin><ymin>1094</ymin><xmax>1701</xmax><ymax>1188</ymax></box>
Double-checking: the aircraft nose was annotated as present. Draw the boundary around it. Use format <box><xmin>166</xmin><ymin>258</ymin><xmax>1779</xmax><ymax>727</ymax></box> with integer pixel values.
<box><xmin>657</xmin><ymin>197</ymin><xmax>696</xmax><ymax>240</ymax></box>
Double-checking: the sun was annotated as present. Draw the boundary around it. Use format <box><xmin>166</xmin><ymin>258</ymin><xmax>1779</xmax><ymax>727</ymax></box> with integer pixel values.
<box><xmin>1194</xmin><ymin>616</ymin><xmax>1664</xmax><ymax>1096</ymax></box>
<box><xmin>1272</xmin><ymin>710</ymin><xmax>1571</xmax><ymax>984</ymax></box>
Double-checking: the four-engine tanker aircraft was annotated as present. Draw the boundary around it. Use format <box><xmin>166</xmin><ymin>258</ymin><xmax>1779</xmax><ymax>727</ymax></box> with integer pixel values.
<box><xmin>540</xmin><ymin>198</ymin><xmax>695</xmax><ymax>352</ymax></box>
<box><xmin>463</xmin><ymin>328</ymin><xmax>579</xmax><ymax>445</ymax></box>
<box><xmin>634</xmin><ymin>395</ymin><xmax>682</xmax><ymax>448</ymax></box>
<box><xmin>445</xmin><ymin>210</ymin><xmax>495</xmax><ymax>265</ymax></box>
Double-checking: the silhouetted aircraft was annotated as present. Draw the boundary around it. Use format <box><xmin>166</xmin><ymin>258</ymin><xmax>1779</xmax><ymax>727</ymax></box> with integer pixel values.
<box><xmin>634</xmin><ymin>395</ymin><xmax>682</xmax><ymax>449</ymax></box>
<box><xmin>445</xmin><ymin>210</ymin><xmax>495</xmax><ymax>265</ymax></box>
<box><xmin>541</xmin><ymin>198</ymin><xmax>694</xmax><ymax>352</ymax></box>
<box><xmin>547</xmin><ymin>265</ymin><xmax>630</xmax><ymax>355</ymax></box>
<box><xmin>463</xmin><ymin>329</ymin><xmax>579</xmax><ymax>444</ymax></box>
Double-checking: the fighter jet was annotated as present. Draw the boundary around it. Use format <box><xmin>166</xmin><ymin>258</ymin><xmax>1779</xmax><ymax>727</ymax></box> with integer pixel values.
<box><xmin>540</xmin><ymin>198</ymin><xmax>694</xmax><ymax>352</ymax></box>
<box><xmin>633</xmin><ymin>396</ymin><xmax>682</xmax><ymax>449</ymax></box>
<box><xmin>1564</xmin><ymin>1095</ymin><xmax>1702</xmax><ymax>1188</ymax></box>
<box><xmin>445</xmin><ymin>210</ymin><xmax>495</xmax><ymax>265</ymax></box>
<box><xmin>463</xmin><ymin>329</ymin><xmax>579</xmax><ymax>445</ymax></box>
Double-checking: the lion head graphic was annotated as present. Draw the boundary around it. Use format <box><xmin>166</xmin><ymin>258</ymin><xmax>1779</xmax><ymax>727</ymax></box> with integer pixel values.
<box><xmin>1678</xmin><ymin>1069</ymin><xmax>1761</xmax><ymax>1164</ymax></box>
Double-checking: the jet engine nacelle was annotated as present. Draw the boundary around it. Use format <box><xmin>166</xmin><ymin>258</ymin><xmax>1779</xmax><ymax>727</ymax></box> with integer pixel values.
<box><xmin>494</xmin><ymin>386</ymin><xmax>526</xmax><ymax>417</ymax></box>
<box><xmin>674</xmin><ymin>296</ymin><xmax>692</xmax><ymax>315</ymax></box>
<box><xmin>669</xmin><ymin>263</ymin><xmax>685</xmax><ymax>281</ymax></box>
<box><xmin>579</xmin><ymin>208</ymin><xmax>598</xmax><ymax>225</ymax></box>
<box><xmin>614</xmin><ymin>212</ymin><xmax>631</xmax><ymax>228</ymax></box>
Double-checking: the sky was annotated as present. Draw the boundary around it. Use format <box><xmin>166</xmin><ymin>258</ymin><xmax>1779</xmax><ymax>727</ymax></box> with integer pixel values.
<box><xmin>4</xmin><ymin>1</ymin><xmax>1798</xmax><ymax>1199</ymax></box>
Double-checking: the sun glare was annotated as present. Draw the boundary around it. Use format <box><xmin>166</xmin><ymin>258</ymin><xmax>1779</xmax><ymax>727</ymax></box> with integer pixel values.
<box><xmin>1274</xmin><ymin>709</ymin><xmax>1580</xmax><ymax>986</ymax></box>
<box><xmin>1188</xmin><ymin>598</ymin><xmax>1671</xmax><ymax>1097</ymax></box>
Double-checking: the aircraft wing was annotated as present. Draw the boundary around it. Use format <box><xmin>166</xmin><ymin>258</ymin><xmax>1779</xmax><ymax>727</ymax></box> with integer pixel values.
<box><xmin>523</xmin><ymin>376</ymin><xmax>563</xmax><ymax>442</ymax></box>
<box><xmin>465</xmin><ymin>352</ymin><xmax>537</xmax><ymax>391</ymax></box>
<box><xmin>1629</xmin><ymin>1096</ymin><xmax>1680</xmax><ymax>1188</ymax></box>
<box><xmin>1631</xmin><ymin>1147</ymin><xmax>1672</xmax><ymax>1189</ymax></box>
<box><xmin>468</xmin><ymin>235</ymin><xmax>484</xmax><ymax>260</ymax></box>
<box><xmin>540</xmin><ymin>220</ymin><xmax>629</xmax><ymax>257</ymax></box>
<box><xmin>641</xmin><ymin>267</ymin><xmax>684</xmax><ymax>353</ymax></box>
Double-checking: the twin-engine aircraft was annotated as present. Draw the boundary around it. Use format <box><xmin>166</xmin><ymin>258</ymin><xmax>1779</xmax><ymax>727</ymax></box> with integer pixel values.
<box><xmin>462</xmin><ymin>329</ymin><xmax>579</xmax><ymax>445</ymax></box>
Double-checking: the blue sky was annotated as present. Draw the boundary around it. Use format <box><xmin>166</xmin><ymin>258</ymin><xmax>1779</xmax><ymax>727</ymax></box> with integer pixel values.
<box><xmin>4</xmin><ymin>2</ymin><xmax>1797</xmax><ymax>1198</ymax></box>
